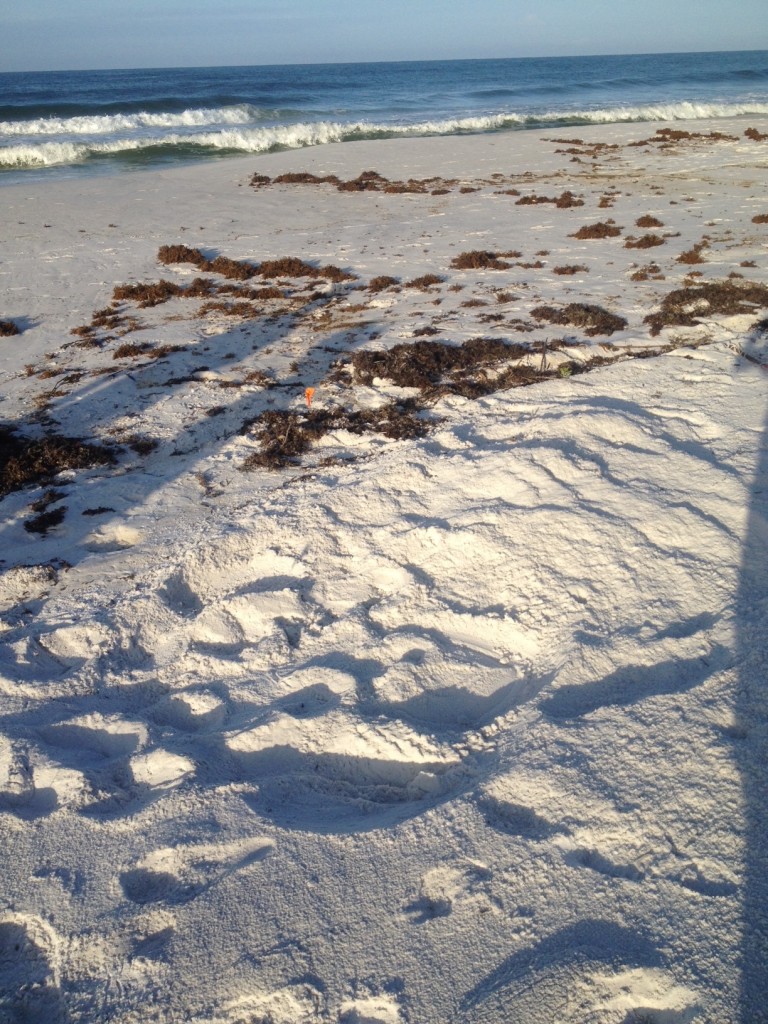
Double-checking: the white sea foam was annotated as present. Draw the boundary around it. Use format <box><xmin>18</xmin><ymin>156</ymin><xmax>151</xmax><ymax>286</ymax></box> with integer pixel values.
<box><xmin>0</xmin><ymin>104</ymin><xmax>264</xmax><ymax>136</ymax></box>
<box><xmin>2</xmin><ymin>101</ymin><xmax>767</xmax><ymax>169</ymax></box>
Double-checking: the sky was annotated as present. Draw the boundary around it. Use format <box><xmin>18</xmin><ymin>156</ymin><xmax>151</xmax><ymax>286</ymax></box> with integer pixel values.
<box><xmin>2</xmin><ymin>0</ymin><xmax>767</xmax><ymax>73</ymax></box>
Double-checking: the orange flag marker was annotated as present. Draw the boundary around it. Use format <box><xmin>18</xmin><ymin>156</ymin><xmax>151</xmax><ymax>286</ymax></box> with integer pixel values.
<box><xmin>305</xmin><ymin>386</ymin><xmax>316</xmax><ymax>407</ymax></box>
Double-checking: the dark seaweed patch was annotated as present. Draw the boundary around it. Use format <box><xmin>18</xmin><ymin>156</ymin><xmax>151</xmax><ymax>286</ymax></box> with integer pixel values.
<box><xmin>644</xmin><ymin>280</ymin><xmax>768</xmax><ymax>335</ymax></box>
<box><xmin>531</xmin><ymin>303</ymin><xmax>628</xmax><ymax>336</ymax></box>
<box><xmin>450</xmin><ymin>251</ymin><xmax>512</xmax><ymax>270</ymax></box>
<box><xmin>404</xmin><ymin>274</ymin><xmax>444</xmax><ymax>289</ymax></box>
<box><xmin>571</xmin><ymin>222</ymin><xmax>622</xmax><ymax>240</ymax></box>
<box><xmin>347</xmin><ymin>337</ymin><xmax>529</xmax><ymax>390</ymax></box>
<box><xmin>0</xmin><ymin>426</ymin><xmax>116</xmax><ymax>498</ymax></box>
<box><xmin>368</xmin><ymin>276</ymin><xmax>400</xmax><ymax>292</ymax></box>
<box><xmin>624</xmin><ymin>234</ymin><xmax>665</xmax><ymax>249</ymax></box>
<box><xmin>553</xmin><ymin>265</ymin><xmax>588</xmax><ymax>275</ymax></box>
<box><xmin>25</xmin><ymin>505</ymin><xmax>67</xmax><ymax>535</ymax></box>
<box><xmin>515</xmin><ymin>191</ymin><xmax>583</xmax><ymax>208</ymax></box>
<box><xmin>241</xmin><ymin>400</ymin><xmax>428</xmax><ymax>470</ymax></box>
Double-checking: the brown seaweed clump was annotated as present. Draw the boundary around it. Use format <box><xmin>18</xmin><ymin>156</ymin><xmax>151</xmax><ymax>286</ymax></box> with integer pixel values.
<box><xmin>113</xmin><ymin>280</ymin><xmax>186</xmax><ymax>307</ymax></box>
<box><xmin>644</xmin><ymin>280</ymin><xmax>768</xmax><ymax>336</ymax></box>
<box><xmin>404</xmin><ymin>274</ymin><xmax>444</xmax><ymax>289</ymax></box>
<box><xmin>273</xmin><ymin>172</ymin><xmax>341</xmax><ymax>185</ymax></box>
<box><xmin>531</xmin><ymin>303</ymin><xmax>628</xmax><ymax>336</ymax></box>
<box><xmin>0</xmin><ymin>320</ymin><xmax>20</xmax><ymax>337</ymax></box>
<box><xmin>241</xmin><ymin>401</ymin><xmax>428</xmax><ymax>469</ymax></box>
<box><xmin>156</xmin><ymin>245</ymin><xmax>255</xmax><ymax>280</ymax></box>
<box><xmin>571</xmin><ymin>222</ymin><xmax>622</xmax><ymax>240</ymax></box>
<box><xmin>450</xmin><ymin>251</ymin><xmax>512</xmax><ymax>271</ymax></box>
<box><xmin>515</xmin><ymin>191</ymin><xmax>584</xmax><ymax>208</ymax></box>
<box><xmin>348</xmin><ymin>337</ymin><xmax>528</xmax><ymax>390</ymax></box>
<box><xmin>676</xmin><ymin>243</ymin><xmax>707</xmax><ymax>265</ymax></box>
<box><xmin>636</xmin><ymin>215</ymin><xmax>664</xmax><ymax>228</ymax></box>
<box><xmin>624</xmin><ymin>234</ymin><xmax>666</xmax><ymax>249</ymax></box>
<box><xmin>553</xmin><ymin>265</ymin><xmax>589</xmax><ymax>275</ymax></box>
<box><xmin>745</xmin><ymin>127</ymin><xmax>768</xmax><ymax>141</ymax></box>
<box><xmin>368</xmin><ymin>276</ymin><xmax>400</xmax><ymax>292</ymax></box>
<box><xmin>157</xmin><ymin>245</ymin><xmax>354</xmax><ymax>283</ymax></box>
<box><xmin>0</xmin><ymin>426</ymin><xmax>116</xmax><ymax>498</ymax></box>
<box><xmin>336</xmin><ymin>170</ymin><xmax>389</xmax><ymax>193</ymax></box>
<box><xmin>752</xmin><ymin>214</ymin><xmax>768</xmax><ymax>224</ymax></box>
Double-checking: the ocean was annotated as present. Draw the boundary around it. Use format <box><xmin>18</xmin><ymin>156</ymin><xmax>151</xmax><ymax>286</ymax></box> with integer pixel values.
<box><xmin>1</xmin><ymin>50</ymin><xmax>767</xmax><ymax>182</ymax></box>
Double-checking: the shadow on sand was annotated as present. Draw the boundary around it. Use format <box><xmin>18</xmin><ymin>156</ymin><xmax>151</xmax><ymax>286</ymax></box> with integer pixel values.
<box><xmin>737</xmin><ymin>398</ymin><xmax>768</xmax><ymax>1022</ymax></box>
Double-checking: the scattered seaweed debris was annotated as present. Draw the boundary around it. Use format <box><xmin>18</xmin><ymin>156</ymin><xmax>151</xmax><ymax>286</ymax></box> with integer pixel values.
<box><xmin>553</xmin><ymin>265</ymin><xmax>589</xmax><ymax>275</ymax></box>
<box><xmin>241</xmin><ymin>400</ymin><xmax>428</xmax><ymax>470</ymax></box>
<box><xmin>274</xmin><ymin>172</ymin><xmax>341</xmax><ymax>185</ymax></box>
<box><xmin>112</xmin><ymin>277</ymin><xmax>215</xmax><ymax>307</ymax></box>
<box><xmin>345</xmin><ymin>336</ymin><xmax>531</xmax><ymax>390</ymax></box>
<box><xmin>25</xmin><ymin>505</ymin><xmax>67</xmax><ymax>535</ymax></box>
<box><xmin>112</xmin><ymin>342</ymin><xmax>153</xmax><ymax>359</ymax></box>
<box><xmin>644</xmin><ymin>280</ymin><xmax>768</xmax><ymax>336</ymax></box>
<box><xmin>515</xmin><ymin>191</ymin><xmax>584</xmax><ymax>208</ymax></box>
<box><xmin>629</xmin><ymin>128</ymin><xmax>738</xmax><ymax>147</ymax></box>
<box><xmin>636</xmin><ymin>215</ymin><xmax>664</xmax><ymax>228</ymax></box>
<box><xmin>745</xmin><ymin>127</ymin><xmax>768</xmax><ymax>141</ymax></box>
<box><xmin>571</xmin><ymin>222</ymin><xmax>622</xmax><ymax>240</ymax></box>
<box><xmin>751</xmin><ymin>214</ymin><xmax>768</xmax><ymax>224</ymax></box>
<box><xmin>156</xmin><ymin>246</ymin><xmax>355</xmax><ymax>284</ymax></box>
<box><xmin>450</xmin><ymin>251</ymin><xmax>515</xmax><ymax>270</ymax></box>
<box><xmin>630</xmin><ymin>263</ymin><xmax>664</xmax><ymax>282</ymax></box>
<box><xmin>0</xmin><ymin>320</ymin><xmax>20</xmax><ymax>337</ymax></box>
<box><xmin>157</xmin><ymin>246</ymin><xmax>256</xmax><ymax>280</ymax></box>
<box><xmin>404</xmin><ymin>274</ymin><xmax>444</xmax><ymax>290</ymax></box>
<box><xmin>368</xmin><ymin>276</ymin><xmax>400</xmax><ymax>292</ymax></box>
<box><xmin>676</xmin><ymin>242</ymin><xmax>707</xmax><ymax>265</ymax></box>
<box><xmin>257</xmin><ymin>257</ymin><xmax>355</xmax><ymax>282</ymax></box>
<box><xmin>250</xmin><ymin>168</ymin><xmax>462</xmax><ymax>195</ymax></box>
<box><xmin>624</xmin><ymin>234</ymin><xmax>666</xmax><ymax>249</ymax></box>
<box><xmin>0</xmin><ymin>426</ymin><xmax>116</xmax><ymax>498</ymax></box>
<box><xmin>531</xmin><ymin>303</ymin><xmax>628</xmax><ymax>336</ymax></box>
<box><xmin>336</xmin><ymin>170</ymin><xmax>390</xmax><ymax>192</ymax></box>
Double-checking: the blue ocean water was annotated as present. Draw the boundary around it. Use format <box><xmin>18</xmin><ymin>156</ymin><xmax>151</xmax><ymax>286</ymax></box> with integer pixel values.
<box><xmin>1</xmin><ymin>50</ymin><xmax>767</xmax><ymax>181</ymax></box>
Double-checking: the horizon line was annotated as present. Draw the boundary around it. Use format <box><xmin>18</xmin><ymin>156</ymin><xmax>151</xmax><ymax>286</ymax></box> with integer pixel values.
<box><xmin>3</xmin><ymin>46</ymin><xmax>767</xmax><ymax>77</ymax></box>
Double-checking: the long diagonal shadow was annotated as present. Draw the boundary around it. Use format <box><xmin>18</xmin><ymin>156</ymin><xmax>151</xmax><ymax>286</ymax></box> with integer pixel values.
<box><xmin>737</xmin><ymin>397</ymin><xmax>768</xmax><ymax>1022</ymax></box>
<box><xmin>0</xmin><ymin>257</ymin><xmax>377</xmax><ymax>565</ymax></box>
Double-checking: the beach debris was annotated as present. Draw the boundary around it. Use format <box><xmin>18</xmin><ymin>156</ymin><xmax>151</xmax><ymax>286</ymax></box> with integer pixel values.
<box><xmin>530</xmin><ymin>303</ymin><xmax>628</xmax><ymax>336</ymax></box>
<box><xmin>644</xmin><ymin>280</ymin><xmax>768</xmax><ymax>335</ymax></box>
<box><xmin>0</xmin><ymin>426</ymin><xmax>116</xmax><ymax>498</ymax></box>
<box><xmin>571</xmin><ymin>221</ymin><xmax>623</xmax><ymax>240</ymax></box>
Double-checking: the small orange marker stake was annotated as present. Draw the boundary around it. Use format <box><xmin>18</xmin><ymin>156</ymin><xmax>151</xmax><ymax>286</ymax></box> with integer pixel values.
<box><xmin>305</xmin><ymin>386</ymin><xmax>315</xmax><ymax>407</ymax></box>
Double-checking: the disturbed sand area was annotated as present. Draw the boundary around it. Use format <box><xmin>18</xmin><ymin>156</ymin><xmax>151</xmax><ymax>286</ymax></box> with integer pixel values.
<box><xmin>1</xmin><ymin>120</ymin><xmax>767</xmax><ymax>1022</ymax></box>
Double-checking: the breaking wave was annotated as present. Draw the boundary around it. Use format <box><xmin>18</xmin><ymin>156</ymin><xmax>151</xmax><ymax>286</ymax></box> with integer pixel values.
<box><xmin>2</xmin><ymin>100</ymin><xmax>768</xmax><ymax>170</ymax></box>
<box><xmin>0</xmin><ymin>105</ymin><xmax>282</xmax><ymax>136</ymax></box>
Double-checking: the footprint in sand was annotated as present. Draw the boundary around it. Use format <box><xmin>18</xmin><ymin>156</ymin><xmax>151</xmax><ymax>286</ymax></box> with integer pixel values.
<box><xmin>590</xmin><ymin>966</ymin><xmax>702</xmax><ymax>1022</ymax></box>
<box><xmin>227</xmin><ymin>707</ymin><xmax>460</xmax><ymax>826</ymax></box>
<box><xmin>119</xmin><ymin>836</ymin><xmax>274</xmax><ymax>905</ymax></box>
<box><xmin>405</xmin><ymin>860</ymin><xmax>496</xmax><ymax>923</ymax></box>
<box><xmin>338</xmin><ymin>994</ymin><xmax>403</xmax><ymax>1023</ymax></box>
<box><xmin>0</xmin><ymin>913</ymin><xmax>66</xmax><ymax>1023</ymax></box>
<box><xmin>149</xmin><ymin>688</ymin><xmax>228</xmax><ymax>732</ymax></box>
<box><xmin>216</xmin><ymin>983</ymin><xmax>324</xmax><ymax>1024</ymax></box>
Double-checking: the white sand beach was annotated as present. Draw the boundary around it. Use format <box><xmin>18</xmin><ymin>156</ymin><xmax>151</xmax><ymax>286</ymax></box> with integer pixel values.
<box><xmin>1</xmin><ymin>118</ymin><xmax>767</xmax><ymax>1022</ymax></box>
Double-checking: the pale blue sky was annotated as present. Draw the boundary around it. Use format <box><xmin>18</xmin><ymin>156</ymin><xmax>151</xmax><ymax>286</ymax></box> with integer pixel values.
<box><xmin>3</xmin><ymin>0</ymin><xmax>767</xmax><ymax>73</ymax></box>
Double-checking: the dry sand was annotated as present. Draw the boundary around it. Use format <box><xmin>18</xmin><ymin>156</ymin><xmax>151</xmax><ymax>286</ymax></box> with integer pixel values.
<box><xmin>1</xmin><ymin>118</ymin><xmax>767</xmax><ymax>1023</ymax></box>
